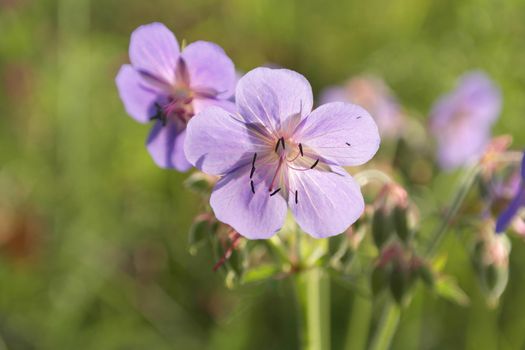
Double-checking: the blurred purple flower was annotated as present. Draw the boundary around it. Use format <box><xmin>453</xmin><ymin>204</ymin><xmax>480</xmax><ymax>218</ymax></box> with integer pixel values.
<box><xmin>115</xmin><ymin>22</ymin><xmax>236</xmax><ymax>171</ymax></box>
<box><xmin>496</xmin><ymin>152</ymin><xmax>525</xmax><ymax>233</ymax></box>
<box><xmin>430</xmin><ymin>71</ymin><xmax>501</xmax><ymax>170</ymax></box>
<box><xmin>184</xmin><ymin>67</ymin><xmax>380</xmax><ymax>239</ymax></box>
<box><xmin>320</xmin><ymin>75</ymin><xmax>405</xmax><ymax>139</ymax></box>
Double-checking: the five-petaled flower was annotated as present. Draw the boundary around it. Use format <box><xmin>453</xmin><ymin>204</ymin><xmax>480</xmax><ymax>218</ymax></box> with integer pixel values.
<box><xmin>429</xmin><ymin>71</ymin><xmax>501</xmax><ymax>170</ymax></box>
<box><xmin>496</xmin><ymin>152</ymin><xmax>525</xmax><ymax>234</ymax></box>
<box><xmin>115</xmin><ymin>22</ymin><xmax>236</xmax><ymax>171</ymax></box>
<box><xmin>184</xmin><ymin>68</ymin><xmax>380</xmax><ymax>239</ymax></box>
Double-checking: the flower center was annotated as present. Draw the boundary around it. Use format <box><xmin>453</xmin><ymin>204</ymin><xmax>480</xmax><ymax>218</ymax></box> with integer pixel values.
<box><xmin>150</xmin><ymin>87</ymin><xmax>194</xmax><ymax>126</ymax></box>
<box><xmin>249</xmin><ymin>135</ymin><xmax>322</xmax><ymax>203</ymax></box>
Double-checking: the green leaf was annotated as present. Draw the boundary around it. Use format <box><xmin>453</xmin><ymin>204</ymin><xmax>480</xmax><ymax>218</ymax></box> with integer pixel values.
<box><xmin>435</xmin><ymin>276</ymin><xmax>470</xmax><ymax>306</ymax></box>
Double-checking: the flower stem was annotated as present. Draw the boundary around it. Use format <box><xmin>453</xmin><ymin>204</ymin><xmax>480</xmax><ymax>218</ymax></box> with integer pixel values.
<box><xmin>368</xmin><ymin>302</ymin><xmax>400</xmax><ymax>350</ymax></box>
<box><xmin>425</xmin><ymin>164</ymin><xmax>481</xmax><ymax>257</ymax></box>
<box><xmin>294</xmin><ymin>240</ymin><xmax>330</xmax><ymax>350</ymax></box>
<box><xmin>344</xmin><ymin>288</ymin><xmax>372</xmax><ymax>350</ymax></box>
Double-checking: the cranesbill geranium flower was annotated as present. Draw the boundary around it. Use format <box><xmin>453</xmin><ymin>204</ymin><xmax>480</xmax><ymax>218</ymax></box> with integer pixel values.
<box><xmin>184</xmin><ymin>68</ymin><xmax>380</xmax><ymax>239</ymax></box>
<box><xmin>320</xmin><ymin>75</ymin><xmax>405</xmax><ymax>139</ymax></box>
<box><xmin>430</xmin><ymin>71</ymin><xmax>501</xmax><ymax>170</ymax></box>
<box><xmin>496</xmin><ymin>152</ymin><xmax>525</xmax><ymax>233</ymax></box>
<box><xmin>115</xmin><ymin>22</ymin><xmax>236</xmax><ymax>171</ymax></box>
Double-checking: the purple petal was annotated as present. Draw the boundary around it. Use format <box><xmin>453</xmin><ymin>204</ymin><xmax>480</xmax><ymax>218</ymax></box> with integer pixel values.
<box><xmin>184</xmin><ymin>106</ymin><xmax>264</xmax><ymax>175</ymax></box>
<box><xmin>181</xmin><ymin>41</ymin><xmax>236</xmax><ymax>99</ymax></box>
<box><xmin>455</xmin><ymin>71</ymin><xmax>501</xmax><ymax>125</ymax></box>
<box><xmin>192</xmin><ymin>97</ymin><xmax>237</xmax><ymax>115</ymax></box>
<box><xmin>295</xmin><ymin>102</ymin><xmax>380</xmax><ymax>166</ymax></box>
<box><xmin>129</xmin><ymin>22</ymin><xmax>179</xmax><ymax>86</ymax></box>
<box><xmin>496</xmin><ymin>186</ymin><xmax>525</xmax><ymax>233</ymax></box>
<box><xmin>115</xmin><ymin>65</ymin><xmax>161</xmax><ymax>123</ymax></box>
<box><xmin>520</xmin><ymin>152</ymin><xmax>525</xmax><ymax>180</ymax></box>
<box><xmin>146</xmin><ymin>121</ymin><xmax>192</xmax><ymax>171</ymax></box>
<box><xmin>210</xmin><ymin>164</ymin><xmax>288</xmax><ymax>239</ymax></box>
<box><xmin>235</xmin><ymin>67</ymin><xmax>313</xmax><ymax>132</ymax></box>
<box><xmin>435</xmin><ymin>124</ymin><xmax>490</xmax><ymax>170</ymax></box>
<box><xmin>288</xmin><ymin>167</ymin><xmax>364</xmax><ymax>238</ymax></box>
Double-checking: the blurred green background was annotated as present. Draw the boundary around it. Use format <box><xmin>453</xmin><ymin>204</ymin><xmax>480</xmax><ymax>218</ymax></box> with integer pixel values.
<box><xmin>1</xmin><ymin>0</ymin><xmax>525</xmax><ymax>349</ymax></box>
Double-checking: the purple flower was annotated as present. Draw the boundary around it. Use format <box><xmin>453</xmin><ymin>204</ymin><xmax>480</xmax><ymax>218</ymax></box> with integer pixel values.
<box><xmin>184</xmin><ymin>68</ymin><xmax>380</xmax><ymax>239</ymax></box>
<box><xmin>115</xmin><ymin>23</ymin><xmax>236</xmax><ymax>171</ymax></box>
<box><xmin>496</xmin><ymin>152</ymin><xmax>525</xmax><ymax>233</ymax></box>
<box><xmin>320</xmin><ymin>75</ymin><xmax>405</xmax><ymax>139</ymax></box>
<box><xmin>430</xmin><ymin>71</ymin><xmax>501</xmax><ymax>170</ymax></box>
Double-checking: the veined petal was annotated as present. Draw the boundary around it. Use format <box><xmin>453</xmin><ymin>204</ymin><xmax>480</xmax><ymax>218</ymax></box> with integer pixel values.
<box><xmin>147</xmin><ymin>121</ymin><xmax>192</xmax><ymax>171</ymax></box>
<box><xmin>184</xmin><ymin>106</ymin><xmax>266</xmax><ymax>175</ymax></box>
<box><xmin>115</xmin><ymin>65</ymin><xmax>161</xmax><ymax>124</ymax></box>
<box><xmin>235</xmin><ymin>68</ymin><xmax>313</xmax><ymax>133</ymax></box>
<box><xmin>288</xmin><ymin>166</ymin><xmax>364</xmax><ymax>238</ymax></box>
<box><xmin>129</xmin><ymin>22</ymin><xmax>179</xmax><ymax>85</ymax></box>
<box><xmin>295</xmin><ymin>102</ymin><xmax>380</xmax><ymax>166</ymax></box>
<box><xmin>496</xmin><ymin>186</ymin><xmax>525</xmax><ymax>233</ymax></box>
<box><xmin>181</xmin><ymin>41</ymin><xmax>236</xmax><ymax>99</ymax></box>
<box><xmin>210</xmin><ymin>165</ymin><xmax>288</xmax><ymax>239</ymax></box>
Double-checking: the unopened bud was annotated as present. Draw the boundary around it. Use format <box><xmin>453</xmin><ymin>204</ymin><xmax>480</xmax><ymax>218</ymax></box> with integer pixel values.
<box><xmin>372</xmin><ymin>208</ymin><xmax>392</xmax><ymax>248</ymax></box>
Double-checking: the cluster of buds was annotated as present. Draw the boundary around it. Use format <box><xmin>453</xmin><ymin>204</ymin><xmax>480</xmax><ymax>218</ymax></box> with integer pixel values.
<box><xmin>372</xmin><ymin>242</ymin><xmax>433</xmax><ymax>304</ymax></box>
<box><xmin>367</xmin><ymin>182</ymin><xmax>433</xmax><ymax>304</ymax></box>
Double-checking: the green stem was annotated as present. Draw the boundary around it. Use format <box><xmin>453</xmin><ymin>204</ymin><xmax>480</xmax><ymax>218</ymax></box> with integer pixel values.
<box><xmin>294</xmin><ymin>241</ymin><xmax>330</xmax><ymax>350</ymax></box>
<box><xmin>344</xmin><ymin>288</ymin><xmax>372</xmax><ymax>350</ymax></box>
<box><xmin>368</xmin><ymin>302</ymin><xmax>400</xmax><ymax>350</ymax></box>
<box><xmin>425</xmin><ymin>164</ymin><xmax>481</xmax><ymax>257</ymax></box>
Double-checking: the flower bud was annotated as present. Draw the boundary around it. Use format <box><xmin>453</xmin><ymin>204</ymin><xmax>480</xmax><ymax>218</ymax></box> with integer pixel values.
<box><xmin>371</xmin><ymin>208</ymin><xmax>392</xmax><ymax>249</ymax></box>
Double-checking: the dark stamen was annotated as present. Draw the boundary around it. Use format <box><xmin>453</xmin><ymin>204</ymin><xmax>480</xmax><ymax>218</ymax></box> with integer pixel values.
<box><xmin>310</xmin><ymin>159</ymin><xmax>320</xmax><ymax>169</ymax></box>
<box><xmin>357</xmin><ymin>116</ymin><xmax>362</xmax><ymax>119</ymax></box>
<box><xmin>280</xmin><ymin>137</ymin><xmax>286</xmax><ymax>149</ymax></box>
<box><xmin>250</xmin><ymin>166</ymin><xmax>256</xmax><ymax>179</ymax></box>
<box><xmin>299</xmin><ymin>143</ymin><xmax>304</xmax><ymax>156</ymax></box>
<box><xmin>295</xmin><ymin>190</ymin><xmax>298</xmax><ymax>204</ymax></box>
<box><xmin>269</xmin><ymin>188</ymin><xmax>281</xmax><ymax>196</ymax></box>
<box><xmin>252</xmin><ymin>153</ymin><xmax>257</xmax><ymax>168</ymax></box>
<box><xmin>250</xmin><ymin>181</ymin><xmax>255</xmax><ymax>194</ymax></box>
<box><xmin>346</xmin><ymin>142</ymin><xmax>351</xmax><ymax>146</ymax></box>
<box><xmin>275</xmin><ymin>139</ymin><xmax>281</xmax><ymax>152</ymax></box>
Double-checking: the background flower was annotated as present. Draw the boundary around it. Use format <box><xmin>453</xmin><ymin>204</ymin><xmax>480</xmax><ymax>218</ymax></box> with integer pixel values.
<box><xmin>115</xmin><ymin>22</ymin><xmax>236</xmax><ymax>171</ymax></box>
<box><xmin>429</xmin><ymin>71</ymin><xmax>502</xmax><ymax>170</ymax></box>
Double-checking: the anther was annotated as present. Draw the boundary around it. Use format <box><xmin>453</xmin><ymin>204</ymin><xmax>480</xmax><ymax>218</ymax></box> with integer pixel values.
<box><xmin>250</xmin><ymin>181</ymin><xmax>255</xmax><ymax>194</ymax></box>
<box><xmin>357</xmin><ymin>116</ymin><xmax>362</xmax><ymax>119</ymax></box>
<box><xmin>310</xmin><ymin>159</ymin><xmax>320</xmax><ymax>169</ymax></box>
<box><xmin>346</xmin><ymin>142</ymin><xmax>351</xmax><ymax>146</ymax></box>
<box><xmin>275</xmin><ymin>139</ymin><xmax>281</xmax><ymax>153</ymax></box>
<box><xmin>280</xmin><ymin>137</ymin><xmax>285</xmax><ymax>150</ymax></box>
<box><xmin>252</xmin><ymin>153</ymin><xmax>257</xmax><ymax>168</ymax></box>
<box><xmin>299</xmin><ymin>143</ymin><xmax>304</xmax><ymax>156</ymax></box>
<box><xmin>295</xmin><ymin>190</ymin><xmax>298</xmax><ymax>204</ymax></box>
<box><xmin>250</xmin><ymin>167</ymin><xmax>255</xmax><ymax>179</ymax></box>
<box><xmin>269</xmin><ymin>188</ymin><xmax>281</xmax><ymax>196</ymax></box>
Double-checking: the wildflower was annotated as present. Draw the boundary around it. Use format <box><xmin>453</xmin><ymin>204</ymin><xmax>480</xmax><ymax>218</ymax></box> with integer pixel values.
<box><xmin>430</xmin><ymin>71</ymin><xmax>501</xmax><ymax>170</ymax></box>
<box><xmin>495</xmin><ymin>152</ymin><xmax>525</xmax><ymax>233</ymax></box>
<box><xmin>184</xmin><ymin>67</ymin><xmax>380</xmax><ymax>239</ymax></box>
<box><xmin>115</xmin><ymin>22</ymin><xmax>236</xmax><ymax>171</ymax></box>
<box><xmin>320</xmin><ymin>75</ymin><xmax>405</xmax><ymax>139</ymax></box>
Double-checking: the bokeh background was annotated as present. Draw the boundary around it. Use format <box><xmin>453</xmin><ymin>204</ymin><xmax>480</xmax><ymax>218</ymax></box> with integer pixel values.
<box><xmin>1</xmin><ymin>0</ymin><xmax>525</xmax><ymax>349</ymax></box>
